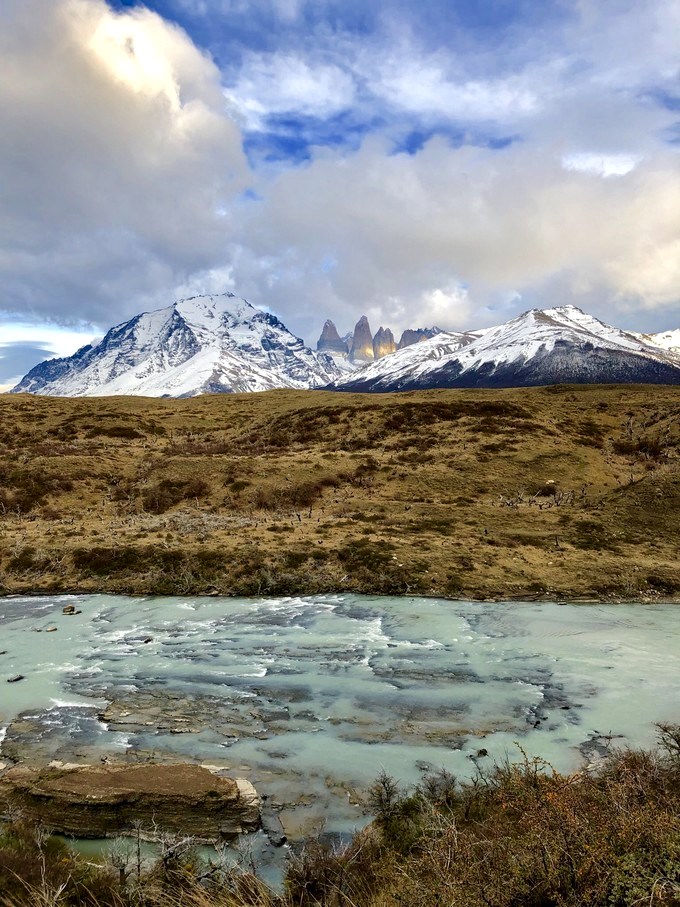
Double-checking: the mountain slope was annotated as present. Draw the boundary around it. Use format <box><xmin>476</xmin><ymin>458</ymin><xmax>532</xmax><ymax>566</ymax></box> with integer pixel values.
<box><xmin>11</xmin><ymin>294</ymin><xmax>340</xmax><ymax>397</ymax></box>
<box><xmin>644</xmin><ymin>329</ymin><xmax>680</xmax><ymax>356</ymax></box>
<box><xmin>329</xmin><ymin>306</ymin><xmax>680</xmax><ymax>391</ymax></box>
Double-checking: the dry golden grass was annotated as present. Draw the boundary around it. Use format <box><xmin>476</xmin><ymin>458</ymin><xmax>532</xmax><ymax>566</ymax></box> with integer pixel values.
<box><xmin>0</xmin><ymin>384</ymin><xmax>678</xmax><ymax>600</ymax></box>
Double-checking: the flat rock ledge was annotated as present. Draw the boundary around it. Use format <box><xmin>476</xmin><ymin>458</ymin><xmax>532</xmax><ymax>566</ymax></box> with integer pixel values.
<box><xmin>0</xmin><ymin>763</ymin><xmax>260</xmax><ymax>843</ymax></box>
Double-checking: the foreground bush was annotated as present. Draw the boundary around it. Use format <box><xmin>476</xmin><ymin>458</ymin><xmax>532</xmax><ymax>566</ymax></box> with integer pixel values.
<box><xmin>1</xmin><ymin>726</ymin><xmax>679</xmax><ymax>906</ymax></box>
<box><xmin>284</xmin><ymin>725</ymin><xmax>680</xmax><ymax>906</ymax></box>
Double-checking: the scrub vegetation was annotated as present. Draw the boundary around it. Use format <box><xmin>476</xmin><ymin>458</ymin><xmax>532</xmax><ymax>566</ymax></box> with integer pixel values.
<box><xmin>1</xmin><ymin>725</ymin><xmax>679</xmax><ymax>905</ymax></box>
<box><xmin>0</xmin><ymin>385</ymin><xmax>679</xmax><ymax>600</ymax></box>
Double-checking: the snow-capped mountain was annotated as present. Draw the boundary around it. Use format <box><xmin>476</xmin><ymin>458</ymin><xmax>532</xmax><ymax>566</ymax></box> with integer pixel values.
<box><xmin>11</xmin><ymin>294</ymin><xmax>341</xmax><ymax>397</ymax></box>
<box><xmin>329</xmin><ymin>306</ymin><xmax>680</xmax><ymax>392</ymax></box>
<box><xmin>644</xmin><ymin>329</ymin><xmax>680</xmax><ymax>356</ymax></box>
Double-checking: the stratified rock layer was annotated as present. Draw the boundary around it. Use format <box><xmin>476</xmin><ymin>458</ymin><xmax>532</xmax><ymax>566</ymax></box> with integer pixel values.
<box><xmin>0</xmin><ymin>763</ymin><xmax>260</xmax><ymax>842</ymax></box>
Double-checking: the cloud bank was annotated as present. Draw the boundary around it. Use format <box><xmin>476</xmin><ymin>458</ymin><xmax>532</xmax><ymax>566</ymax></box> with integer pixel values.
<box><xmin>0</xmin><ymin>0</ymin><xmax>247</xmax><ymax>325</ymax></box>
<box><xmin>0</xmin><ymin>0</ymin><xmax>678</xmax><ymax>350</ymax></box>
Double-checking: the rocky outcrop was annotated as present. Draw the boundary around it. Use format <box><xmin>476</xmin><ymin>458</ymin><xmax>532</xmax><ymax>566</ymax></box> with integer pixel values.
<box><xmin>398</xmin><ymin>328</ymin><xmax>440</xmax><ymax>349</ymax></box>
<box><xmin>317</xmin><ymin>320</ymin><xmax>349</xmax><ymax>355</ymax></box>
<box><xmin>349</xmin><ymin>316</ymin><xmax>375</xmax><ymax>363</ymax></box>
<box><xmin>318</xmin><ymin>317</ymin><xmax>442</xmax><ymax>363</ymax></box>
<box><xmin>350</xmin><ymin>315</ymin><xmax>374</xmax><ymax>362</ymax></box>
<box><xmin>315</xmin><ymin>316</ymin><xmax>444</xmax><ymax>364</ymax></box>
<box><xmin>0</xmin><ymin>763</ymin><xmax>260</xmax><ymax>842</ymax></box>
<box><xmin>373</xmin><ymin>327</ymin><xmax>396</xmax><ymax>359</ymax></box>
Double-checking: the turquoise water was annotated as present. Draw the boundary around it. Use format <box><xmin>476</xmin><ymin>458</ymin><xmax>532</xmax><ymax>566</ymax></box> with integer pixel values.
<box><xmin>1</xmin><ymin>594</ymin><xmax>679</xmax><ymax>840</ymax></box>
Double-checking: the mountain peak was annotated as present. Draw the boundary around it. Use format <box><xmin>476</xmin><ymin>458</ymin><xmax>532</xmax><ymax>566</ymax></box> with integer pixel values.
<box><xmin>373</xmin><ymin>326</ymin><xmax>396</xmax><ymax>359</ymax></box>
<box><xmin>12</xmin><ymin>293</ymin><xmax>340</xmax><ymax>397</ymax></box>
<box><xmin>317</xmin><ymin>319</ymin><xmax>348</xmax><ymax>355</ymax></box>
<box><xmin>350</xmin><ymin>316</ymin><xmax>374</xmax><ymax>363</ymax></box>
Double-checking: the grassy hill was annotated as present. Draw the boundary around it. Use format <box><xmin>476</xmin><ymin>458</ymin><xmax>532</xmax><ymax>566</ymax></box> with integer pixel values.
<box><xmin>0</xmin><ymin>384</ymin><xmax>679</xmax><ymax>600</ymax></box>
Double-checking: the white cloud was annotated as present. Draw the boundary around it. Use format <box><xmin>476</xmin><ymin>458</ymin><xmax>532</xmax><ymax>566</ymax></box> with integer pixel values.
<box><xmin>0</xmin><ymin>0</ymin><xmax>248</xmax><ymax>325</ymax></box>
<box><xmin>271</xmin><ymin>0</ymin><xmax>304</xmax><ymax>22</ymax></box>
<box><xmin>0</xmin><ymin>321</ymin><xmax>99</xmax><ymax>356</ymax></box>
<box><xmin>1</xmin><ymin>0</ymin><xmax>679</xmax><ymax>350</ymax></box>
<box><xmin>562</xmin><ymin>152</ymin><xmax>642</xmax><ymax>177</ymax></box>
<box><xmin>225</xmin><ymin>54</ymin><xmax>356</xmax><ymax>128</ymax></box>
<box><xmin>231</xmin><ymin>136</ymin><xmax>680</xmax><ymax>337</ymax></box>
<box><xmin>373</xmin><ymin>57</ymin><xmax>539</xmax><ymax>123</ymax></box>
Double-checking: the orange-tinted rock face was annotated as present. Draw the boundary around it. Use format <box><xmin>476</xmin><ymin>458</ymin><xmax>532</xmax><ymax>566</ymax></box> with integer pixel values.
<box><xmin>350</xmin><ymin>315</ymin><xmax>374</xmax><ymax>362</ymax></box>
<box><xmin>373</xmin><ymin>326</ymin><xmax>396</xmax><ymax>359</ymax></box>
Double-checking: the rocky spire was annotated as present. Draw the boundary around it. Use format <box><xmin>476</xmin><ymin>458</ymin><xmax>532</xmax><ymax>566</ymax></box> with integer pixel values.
<box><xmin>317</xmin><ymin>319</ymin><xmax>349</xmax><ymax>354</ymax></box>
<box><xmin>373</xmin><ymin>326</ymin><xmax>396</xmax><ymax>359</ymax></box>
<box><xmin>350</xmin><ymin>315</ymin><xmax>375</xmax><ymax>362</ymax></box>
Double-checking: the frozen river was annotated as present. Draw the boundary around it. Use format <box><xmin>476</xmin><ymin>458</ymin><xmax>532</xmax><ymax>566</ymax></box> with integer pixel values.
<box><xmin>1</xmin><ymin>594</ymin><xmax>679</xmax><ymax>840</ymax></box>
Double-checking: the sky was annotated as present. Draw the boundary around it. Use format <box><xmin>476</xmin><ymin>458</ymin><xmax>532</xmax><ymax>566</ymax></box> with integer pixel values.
<box><xmin>1</xmin><ymin>0</ymin><xmax>679</xmax><ymax>386</ymax></box>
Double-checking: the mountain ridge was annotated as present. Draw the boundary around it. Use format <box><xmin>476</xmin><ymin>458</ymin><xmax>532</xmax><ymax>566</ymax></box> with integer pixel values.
<box><xmin>329</xmin><ymin>305</ymin><xmax>680</xmax><ymax>392</ymax></box>
<box><xmin>11</xmin><ymin>294</ymin><xmax>340</xmax><ymax>397</ymax></box>
<box><xmin>10</xmin><ymin>298</ymin><xmax>680</xmax><ymax>398</ymax></box>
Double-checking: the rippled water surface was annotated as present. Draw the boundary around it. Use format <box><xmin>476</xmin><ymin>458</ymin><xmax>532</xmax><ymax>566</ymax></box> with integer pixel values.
<box><xmin>1</xmin><ymin>594</ymin><xmax>679</xmax><ymax>838</ymax></box>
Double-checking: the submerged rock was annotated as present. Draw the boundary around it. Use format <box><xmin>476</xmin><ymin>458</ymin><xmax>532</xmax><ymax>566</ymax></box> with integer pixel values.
<box><xmin>0</xmin><ymin>763</ymin><xmax>260</xmax><ymax>843</ymax></box>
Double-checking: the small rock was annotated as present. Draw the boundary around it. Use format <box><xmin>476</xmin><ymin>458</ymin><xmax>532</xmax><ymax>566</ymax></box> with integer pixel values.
<box><xmin>268</xmin><ymin>831</ymin><xmax>288</xmax><ymax>847</ymax></box>
<box><xmin>7</xmin><ymin>675</ymin><xmax>25</xmax><ymax>683</ymax></box>
<box><xmin>476</xmin><ymin>748</ymin><xmax>489</xmax><ymax>758</ymax></box>
<box><xmin>46</xmin><ymin>627</ymin><xmax>58</xmax><ymax>633</ymax></box>
<box><xmin>142</xmin><ymin>637</ymin><xmax>153</xmax><ymax>644</ymax></box>
<box><xmin>0</xmin><ymin>651</ymin><xmax>6</xmax><ymax>656</ymax></box>
<box><xmin>62</xmin><ymin>605</ymin><xmax>76</xmax><ymax>615</ymax></box>
<box><xmin>261</xmin><ymin>808</ymin><xmax>288</xmax><ymax>847</ymax></box>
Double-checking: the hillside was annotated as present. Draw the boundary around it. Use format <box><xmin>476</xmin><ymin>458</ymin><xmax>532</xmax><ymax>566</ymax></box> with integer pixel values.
<box><xmin>0</xmin><ymin>385</ymin><xmax>679</xmax><ymax>600</ymax></box>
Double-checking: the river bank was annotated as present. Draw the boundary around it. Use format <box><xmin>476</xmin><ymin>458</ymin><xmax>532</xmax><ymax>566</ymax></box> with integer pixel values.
<box><xmin>2</xmin><ymin>724</ymin><xmax>679</xmax><ymax>907</ymax></box>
